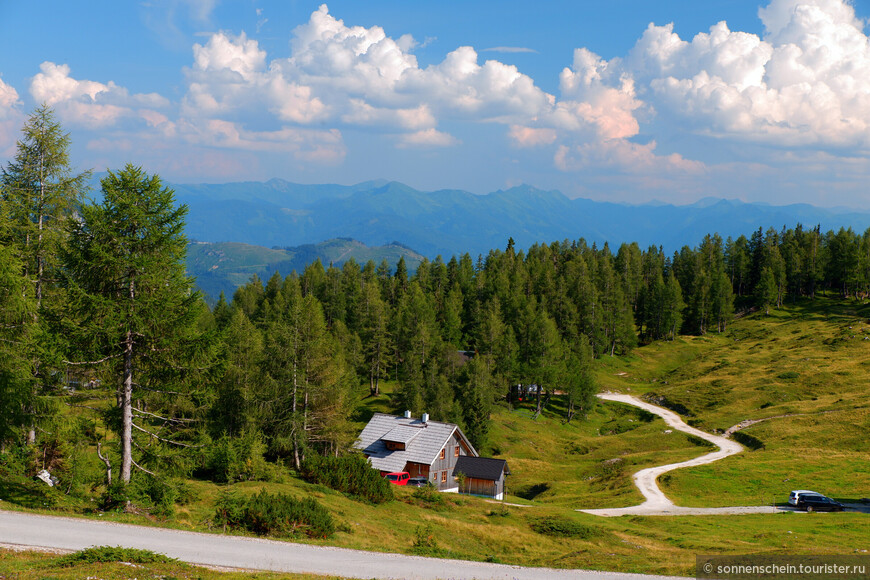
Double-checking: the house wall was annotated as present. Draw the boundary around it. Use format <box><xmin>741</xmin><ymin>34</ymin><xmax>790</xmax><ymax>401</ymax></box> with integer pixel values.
<box><xmin>405</xmin><ymin>462</ymin><xmax>429</xmax><ymax>478</ymax></box>
<box><xmin>462</xmin><ymin>475</ymin><xmax>505</xmax><ymax>498</ymax></box>
<box><xmin>427</xmin><ymin>432</ymin><xmax>470</xmax><ymax>491</ymax></box>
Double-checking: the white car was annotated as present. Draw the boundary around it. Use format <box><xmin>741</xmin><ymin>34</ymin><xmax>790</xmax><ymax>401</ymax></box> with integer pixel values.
<box><xmin>789</xmin><ymin>490</ymin><xmax>820</xmax><ymax>506</ymax></box>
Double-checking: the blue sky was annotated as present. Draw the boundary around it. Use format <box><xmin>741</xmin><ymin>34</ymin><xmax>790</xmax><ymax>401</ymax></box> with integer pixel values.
<box><xmin>2</xmin><ymin>0</ymin><xmax>870</xmax><ymax>208</ymax></box>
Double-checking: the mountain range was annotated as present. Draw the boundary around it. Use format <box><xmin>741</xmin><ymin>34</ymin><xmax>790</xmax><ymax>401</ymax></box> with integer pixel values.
<box><xmin>171</xmin><ymin>179</ymin><xmax>870</xmax><ymax>260</ymax></box>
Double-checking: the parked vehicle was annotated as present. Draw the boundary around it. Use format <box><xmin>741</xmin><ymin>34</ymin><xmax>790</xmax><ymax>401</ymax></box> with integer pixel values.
<box><xmin>384</xmin><ymin>472</ymin><xmax>410</xmax><ymax>485</ymax></box>
<box><xmin>796</xmin><ymin>494</ymin><xmax>845</xmax><ymax>512</ymax></box>
<box><xmin>789</xmin><ymin>490</ymin><xmax>820</xmax><ymax>506</ymax></box>
<box><xmin>407</xmin><ymin>476</ymin><xmax>428</xmax><ymax>487</ymax></box>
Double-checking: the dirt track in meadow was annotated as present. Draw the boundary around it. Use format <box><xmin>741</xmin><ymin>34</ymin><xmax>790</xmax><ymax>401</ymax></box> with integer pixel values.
<box><xmin>579</xmin><ymin>393</ymin><xmax>790</xmax><ymax>517</ymax></box>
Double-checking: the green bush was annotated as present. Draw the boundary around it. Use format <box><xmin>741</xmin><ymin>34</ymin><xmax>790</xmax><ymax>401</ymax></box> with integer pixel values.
<box><xmin>686</xmin><ymin>434</ymin><xmax>715</xmax><ymax>448</ymax></box>
<box><xmin>130</xmin><ymin>475</ymin><xmax>179</xmax><ymax>518</ymax></box>
<box><xmin>411</xmin><ymin>523</ymin><xmax>443</xmax><ymax>556</ymax></box>
<box><xmin>530</xmin><ymin>516</ymin><xmax>600</xmax><ymax>539</ymax></box>
<box><xmin>57</xmin><ymin>546</ymin><xmax>175</xmax><ymax>566</ymax></box>
<box><xmin>732</xmin><ymin>431</ymin><xmax>765</xmax><ymax>450</ymax></box>
<box><xmin>411</xmin><ymin>483</ymin><xmax>445</xmax><ymax>508</ymax></box>
<box><xmin>99</xmin><ymin>481</ymin><xmax>131</xmax><ymax>511</ymax></box>
<box><xmin>300</xmin><ymin>453</ymin><xmax>393</xmax><ymax>504</ymax></box>
<box><xmin>213</xmin><ymin>489</ymin><xmax>334</xmax><ymax>539</ymax></box>
<box><xmin>202</xmin><ymin>431</ymin><xmax>273</xmax><ymax>483</ymax></box>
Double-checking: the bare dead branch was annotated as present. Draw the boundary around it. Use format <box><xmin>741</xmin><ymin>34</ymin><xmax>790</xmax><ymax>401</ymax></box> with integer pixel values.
<box><xmin>134</xmin><ymin>384</ymin><xmax>185</xmax><ymax>395</ymax></box>
<box><xmin>132</xmin><ymin>408</ymin><xmax>196</xmax><ymax>424</ymax></box>
<box><xmin>64</xmin><ymin>403</ymin><xmax>106</xmax><ymax>412</ymax></box>
<box><xmin>96</xmin><ymin>442</ymin><xmax>112</xmax><ymax>486</ymax></box>
<box><xmin>131</xmin><ymin>422</ymin><xmax>202</xmax><ymax>448</ymax></box>
<box><xmin>131</xmin><ymin>457</ymin><xmax>156</xmax><ymax>477</ymax></box>
<box><xmin>63</xmin><ymin>353</ymin><xmax>122</xmax><ymax>366</ymax></box>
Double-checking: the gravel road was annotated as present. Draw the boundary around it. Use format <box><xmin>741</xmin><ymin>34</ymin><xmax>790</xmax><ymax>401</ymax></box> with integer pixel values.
<box><xmin>0</xmin><ymin>509</ymin><xmax>683</xmax><ymax>579</ymax></box>
<box><xmin>580</xmin><ymin>393</ymin><xmax>778</xmax><ymax>517</ymax></box>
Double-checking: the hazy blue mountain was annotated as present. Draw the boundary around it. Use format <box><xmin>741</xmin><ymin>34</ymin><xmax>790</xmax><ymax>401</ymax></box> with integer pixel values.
<box><xmin>171</xmin><ymin>179</ymin><xmax>870</xmax><ymax>259</ymax></box>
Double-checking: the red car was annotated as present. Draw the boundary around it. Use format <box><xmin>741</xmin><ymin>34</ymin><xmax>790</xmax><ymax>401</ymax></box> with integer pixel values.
<box><xmin>384</xmin><ymin>472</ymin><xmax>410</xmax><ymax>485</ymax></box>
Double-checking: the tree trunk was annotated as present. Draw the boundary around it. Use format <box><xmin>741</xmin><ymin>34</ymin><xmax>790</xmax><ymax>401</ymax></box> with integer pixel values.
<box><xmin>121</xmin><ymin>274</ymin><xmax>135</xmax><ymax>484</ymax></box>
<box><xmin>292</xmin><ymin>361</ymin><xmax>300</xmax><ymax>470</ymax></box>
<box><xmin>121</xmin><ymin>330</ymin><xmax>133</xmax><ymax>484</ymax></box>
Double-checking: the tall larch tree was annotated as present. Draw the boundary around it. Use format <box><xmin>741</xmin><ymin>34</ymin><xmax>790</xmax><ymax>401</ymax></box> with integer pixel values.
<box><xmin>62</xmin><ymin>165</ymin><xmax>206</xmax><ymax>485</ymax></box>
<box><xmin>2</xmin><ymin>105</ymin><xmax>90</xmax><ymax>444</ymax></box>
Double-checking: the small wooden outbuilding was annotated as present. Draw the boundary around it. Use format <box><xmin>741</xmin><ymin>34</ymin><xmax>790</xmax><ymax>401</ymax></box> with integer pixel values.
<box><xmin>453</xmin><ymin>456</ymin><xmax>510</xmax><ymax>500</ymax></box>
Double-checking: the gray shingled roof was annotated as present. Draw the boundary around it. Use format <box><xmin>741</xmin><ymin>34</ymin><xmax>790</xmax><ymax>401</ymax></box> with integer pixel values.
<box><xmin>454</xmin><ymin>456</ymin><xmax>509</xmax><ymax>481</ymax></box>
<box><xmin>380</xmin><ymin>425</ymin><xmax>423</xmax><ymax>445</ymax></box>
<box><xmin>355</xmin><ymin>413</ymin><xmax>477</xmax><ymax>473</ymax></box>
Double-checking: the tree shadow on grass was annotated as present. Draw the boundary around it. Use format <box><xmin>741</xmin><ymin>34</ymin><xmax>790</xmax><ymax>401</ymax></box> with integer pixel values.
<box><xmin>0</xmin><ymin>478</ymin><xmax>54</xmax><ymax>509</ymax></box>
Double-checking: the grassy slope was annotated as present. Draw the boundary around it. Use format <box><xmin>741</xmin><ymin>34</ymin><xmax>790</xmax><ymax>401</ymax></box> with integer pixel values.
<box><xmin>596</xmin><ymin>296</ymin><xmax>870</xmax><ymax>508</ymax></box>
<box><xmin>2</xmin><ymin>296</ymin><xmax>869</xmax><ymax>577</ymax></box>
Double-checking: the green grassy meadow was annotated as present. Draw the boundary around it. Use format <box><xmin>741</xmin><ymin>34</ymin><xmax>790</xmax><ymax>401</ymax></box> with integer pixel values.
<box><xmin>2</xmin><ymin>296</ymin><xmax>869</xmax><ymax>577</ymax></box>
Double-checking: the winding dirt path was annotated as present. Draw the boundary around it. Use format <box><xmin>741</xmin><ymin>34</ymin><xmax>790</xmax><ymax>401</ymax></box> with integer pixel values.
<box><xmin>580</xmin><ymin>393</ymin><xmax>781</xmax><ymax>517</ymax></box>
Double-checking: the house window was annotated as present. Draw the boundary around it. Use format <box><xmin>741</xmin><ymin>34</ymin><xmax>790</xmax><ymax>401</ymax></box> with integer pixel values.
<box><xmin>441</xmin><ymin>471</ymin><xmax>447</xmax><ymax>483</ymax></box>
<box><xmin>440</xmin><ymin>448</ymin><xmax>445</xmax><ymax>460</ymax></box>
<box><xmin>454</xmin><ymin>445</ymin><xmax>460</xmax><ymax>457</ymax></box>
<box><xmin>432</xmin><ymin>472</ymin><xmax>437</xmax><ymax>480</ymax></box>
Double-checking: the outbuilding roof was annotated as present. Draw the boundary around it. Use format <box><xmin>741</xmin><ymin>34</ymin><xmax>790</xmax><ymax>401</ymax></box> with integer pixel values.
<box><xmin>453</xmin><ymin>456</ymin><xmax>509</xmax><ymax>481</ymax></box>
<box><xmin>355</xmin><ymin>413</ymin><xmax>478</xmax><ymax>473</ymax></box>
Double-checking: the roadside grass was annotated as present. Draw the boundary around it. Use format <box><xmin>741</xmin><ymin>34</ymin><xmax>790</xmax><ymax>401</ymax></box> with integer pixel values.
<box><xmin>1</xmin><ymin>295</ymin><xmax>868</xmax><ymax>576</ymax></box>
<box><xmin>0</xmin><ymin>547</ymin><xmax>333</xmax><ymax>579</ymax></box>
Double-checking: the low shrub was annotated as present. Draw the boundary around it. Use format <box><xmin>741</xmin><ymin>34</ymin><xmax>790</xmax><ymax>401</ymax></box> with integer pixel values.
<box><xmin>411</xmin><ymin>523</ymin><xmax>443</xmax><ymax>556</ymax></box>
<box><xmin>300</xmin><ymin>453</ymin><xmax>393</xmax><ymax>504</ymax></box>
<box><xmin>202</xmin><ymin>431</ymin><xmax>274</xmax><ymax>484</ymax></box>
<box><xmin>57</xmin><ymin>546</ymin><xmax>175</xmax><ymax>566</ymax></box>
<box><xmin>777</xmin><ymin>371</ymin><xmax>800</xmax><ymax>380</ymax></box>
<box><xmin>514</xmin><ymin>482</ymin><xmax>550</xmax><ymax>500</ymax></box>
<box><xmin>530</xmin><ymin>516</ymin><xmax>600</xmax><ymax>539</ymax></box>
<box><xmin>213</xmin><ymin>489</ymin><xmax>334</xmax><ymax>539</ymax></box>
<box><xmin>131</xmin><ymin>475</ymin><xmax>179</xmax><ymax>517</ymax></box>
<box><xmin>732</xmin><ymin>431</ymin><xmax>765</xmax><ymax>450</ymax></box>
<box><xmin>411</xmin><ymin>483</ymin><xmax>445</xmax><ymax>508</ymax></box>
<box><xmin>99</xmin><ymin>481</ymin><xmax>131</xmax><ymax>511</ymax></box>
<box><xmin>685</xmin><ymin>435</ymin><xmax>715</xmax><ymax>448</ymax></box>
<box><xmin>593</xmin><ymin>458</ymin><xmax>625</xmax><ymax>480</ymax></box>
<box><xmin>646</xmin><ymin>394</ymin><xmax>693</xmax><ymax>416</ymax></box>
<box><xmin>487</xmin><ymin>504</ymin><xmax>510</xmax><ymax>517</ymax></box>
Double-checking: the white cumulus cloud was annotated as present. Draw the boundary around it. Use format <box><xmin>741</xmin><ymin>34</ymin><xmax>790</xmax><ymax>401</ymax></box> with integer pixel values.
<box><xmin>30</xmin><ymin>62</ymin><xmax>169</xmax><ymax>128</ymax></box>
<box><xmin>610</xmin><ymin>0</ymin><xmax>870</xmax><ymax>147</ymax></box>
<box><xmin>0</xmin><ymin>75</ymin><xmax>22</xmax><ymax>156</ymax></box>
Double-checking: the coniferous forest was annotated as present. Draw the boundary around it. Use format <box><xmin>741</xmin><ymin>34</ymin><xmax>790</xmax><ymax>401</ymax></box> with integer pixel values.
<box><xmin>2</xmin><ymin>106</ymin><xmax>870</xmax><ymax>500</ymax></box>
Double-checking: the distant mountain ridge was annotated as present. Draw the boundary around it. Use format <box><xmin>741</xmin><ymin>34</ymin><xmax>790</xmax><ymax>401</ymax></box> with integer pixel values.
<box><xmin>170</xmin><ymin>179</ymin><xmax>870</xmax><ymax>259</ymax></box>
<box><xmin>186</xmin><ymin>238</ymin><xmax>424</xmax><ymax>303</ymax></box>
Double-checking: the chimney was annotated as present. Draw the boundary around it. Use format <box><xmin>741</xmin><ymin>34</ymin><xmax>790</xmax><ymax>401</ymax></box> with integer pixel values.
<box><xmin>422</xmin><ymin>412</ymin><xmax>429</xmax><ymax>424</ymax></box>
<box><xmin>404</xmin><ymin>410</ymin><xmax>411</xmax><ymax>419</ymax></box>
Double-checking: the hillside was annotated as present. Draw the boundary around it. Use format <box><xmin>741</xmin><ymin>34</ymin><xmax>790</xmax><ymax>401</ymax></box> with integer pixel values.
<box><xmin>172</xmin><ymin>178</ymin><xmax>870</xmax><ymax>258</ymax></box>
<box><xmin>186</xmin><ymin>238</ymin><xmax>425</xmax><ymax>302</ymax></box>
<box><xmin>2</xmin><ymin>297</ymin><xmax>867</xmax><ymax>577</ymax></box>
